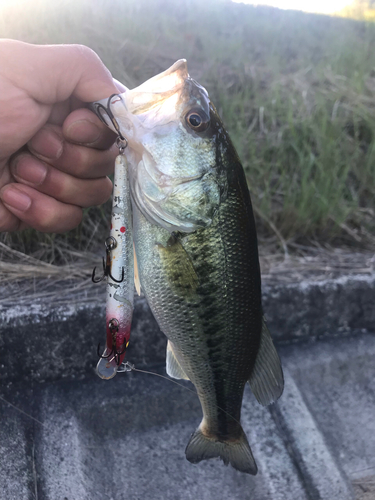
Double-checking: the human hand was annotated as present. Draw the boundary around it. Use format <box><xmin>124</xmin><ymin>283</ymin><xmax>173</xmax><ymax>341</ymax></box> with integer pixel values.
<box><xmin>0</xmin><ymin>39</ymin><xmax>119</xmax><ymax>232</ymax></box>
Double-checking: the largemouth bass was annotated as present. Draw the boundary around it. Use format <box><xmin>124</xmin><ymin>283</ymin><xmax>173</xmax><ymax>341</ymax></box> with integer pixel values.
<box><xmin>92</xmin><ymin>60</ymin><xmax>284</xmax><ymax>475</ymax></box>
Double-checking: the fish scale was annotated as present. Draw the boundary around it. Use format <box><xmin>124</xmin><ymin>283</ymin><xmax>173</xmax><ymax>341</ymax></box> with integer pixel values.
<box><xmin>132</xmin><ymin>139</ymin><xmax>261</xmax><ymax>441</ymax></box>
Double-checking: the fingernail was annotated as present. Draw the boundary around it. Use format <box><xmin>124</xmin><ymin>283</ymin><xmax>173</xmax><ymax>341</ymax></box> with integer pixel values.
<box><xmin>66</xmin><ymin>119</ymin><xmax>102</xmax><ymax>144</ymax></box>
<box><xmin>29</xmin><ymin>128</ymin><xmax>63</xmax><ymax>159</ymax></box>
<box><xmin>0</xmin><ymin>187</ymin><xmax>31</xmax><ymax>212</ymax></box>
<box><xmin>13</xmin><ymin>156</ymin><xmax>47</xmax><ymax>186</ymax></box>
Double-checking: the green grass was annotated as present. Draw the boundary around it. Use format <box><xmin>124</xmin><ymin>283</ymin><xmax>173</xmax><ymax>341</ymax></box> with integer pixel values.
<box><xmin>1</xmin><ymin>0</ymin><xmax>375</xmax><ymax>261</ymax></box>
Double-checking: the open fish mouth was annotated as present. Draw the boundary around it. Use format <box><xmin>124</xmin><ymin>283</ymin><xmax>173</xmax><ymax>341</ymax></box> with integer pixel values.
<box><xmin>124</xmin><ymin>59</ymin><xmax>188</xmax><ymax>118</ymax></box>
<box><xmin>90</xmin><ymin>60</ymin><xmax>188</xmax><ymax>135</ymax></box>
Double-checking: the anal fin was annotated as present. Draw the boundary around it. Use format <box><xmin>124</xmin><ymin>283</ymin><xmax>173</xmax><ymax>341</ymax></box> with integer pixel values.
<box><xmin>248</xmin><ymin>317</ymin><xmax>284</xmax><ymax>406</ymax></box>
<box><xmin>166</xmin><ymin>341</ymin><xmax>190</xmax><ymax>380</ymax></box>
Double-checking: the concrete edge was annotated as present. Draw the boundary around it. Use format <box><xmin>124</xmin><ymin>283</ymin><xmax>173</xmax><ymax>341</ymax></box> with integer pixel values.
<box><xmin>0</xmin><ymin>272</ymin><xmax>374</xmax><ymax>384</ymax></box>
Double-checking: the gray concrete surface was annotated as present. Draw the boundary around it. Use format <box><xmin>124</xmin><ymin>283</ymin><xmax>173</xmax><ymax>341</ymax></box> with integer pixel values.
<box><xmin>279</xmin><ymin>333</ymin><xmax>375</xmax><ymax>493</ymax></box>
<box><xmin>262</xmin><ymin>273</ymin><xmax>375</xmax><ymax>341</ymax></box>
<box><xmin>1</xmin><ymin>332</ymin><xmax>374</xmax><ymax>499</ymax></box>
<box><xmin>0</xmin><ymin>273</ymin><xmax>374</xmax><ymax>499</ymax></box>
<box><xmin>1</xmin><ymin>273</ymin><xmax>374</xmax><ymax>384</ymax></box>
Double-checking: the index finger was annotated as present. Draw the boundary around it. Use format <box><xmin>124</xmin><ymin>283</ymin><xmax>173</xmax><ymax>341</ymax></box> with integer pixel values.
<box><xmin>1</xmin><ymin>40</ymin><xmax>118</xmax><ymax>104</ymax></box>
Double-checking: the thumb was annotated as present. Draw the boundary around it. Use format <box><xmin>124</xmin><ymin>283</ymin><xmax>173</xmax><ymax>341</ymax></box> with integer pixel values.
<box><xmin>0</xmin><ymin>39</ymin><xmax>118</xmax><ymax>104</ymax></box>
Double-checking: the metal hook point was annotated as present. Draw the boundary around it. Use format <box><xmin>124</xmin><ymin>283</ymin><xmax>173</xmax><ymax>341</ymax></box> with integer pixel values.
<box><xmin>113</xmin><ymin>344</ymin><xmax>127</xmax><ymax>365</ymax></box>
<box><xmin>92</xmin><ymin>256</ymin><xmax>107</xmax><ymax>283</ymax></box>
<box><xmin>108</xmin><ymin>266</ymin><xmax>125</xmax><ymax>284</ymax></box>
<box><xmin>97</xmin><ymin>343</ymin><xmax>114</xmax><ymax>359</ymax></box>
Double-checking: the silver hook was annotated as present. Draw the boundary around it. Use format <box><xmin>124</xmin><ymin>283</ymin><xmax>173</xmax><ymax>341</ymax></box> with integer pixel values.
<box><xmin>92</xmin><ymin>94</ymin><xmax>128</xmax><ymax>152</ymax></box>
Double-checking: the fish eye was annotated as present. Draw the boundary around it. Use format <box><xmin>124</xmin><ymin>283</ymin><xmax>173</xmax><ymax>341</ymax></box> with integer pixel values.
<box><xmin>189</xmin><ymin>113</ymin><xmax>201</xmax><ymax>127</ymax></box>
<box><xmin>185</xmin><ymin>110</ymin><xmax>209</xmax><ymax>132</ymax></box>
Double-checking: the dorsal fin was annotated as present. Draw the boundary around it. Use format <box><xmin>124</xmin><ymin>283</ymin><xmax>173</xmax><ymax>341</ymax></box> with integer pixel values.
<box><xmin>248</xmin><ymin>318</ymin><xmax>284</xmax><ymax>406</ymax></box>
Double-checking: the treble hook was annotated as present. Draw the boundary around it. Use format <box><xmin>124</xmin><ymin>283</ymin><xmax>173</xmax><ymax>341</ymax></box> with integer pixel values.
<box><xmin>92</xmin><ymin>236</ymin><xmax>125</xmax><ymax>284</ymax></box>
<box><xmin>93</xmin><ymin>94</ymin><xmax>128</xmax><ymax>147</ymax></box>
<box><xmin>97</xmin><ymin>319</ymin><xmax>128</xmax><ymax>365</ymax></box>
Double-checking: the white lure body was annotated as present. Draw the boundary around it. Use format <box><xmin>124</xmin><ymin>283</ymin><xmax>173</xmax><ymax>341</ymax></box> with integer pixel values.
<box><xmin>96</xmin><ymin>154</ymin><xmax>134</xmax><ymax>380</ymax></box>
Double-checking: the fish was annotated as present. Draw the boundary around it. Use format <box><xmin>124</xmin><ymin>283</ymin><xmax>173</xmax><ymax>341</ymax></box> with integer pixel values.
<box><xmin>95</xmin><ymin>153</ymin><xmax>134</xmax><ymax>380</ymax></box>
<box><xmin>91</xmin><ymin>60</ymin><xmax>284</xmax><ymax>474</ymax></box>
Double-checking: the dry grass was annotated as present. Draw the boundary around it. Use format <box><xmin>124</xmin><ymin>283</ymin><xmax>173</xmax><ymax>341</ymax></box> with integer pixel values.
<box><xmin>259</xmin><ymin>244</ymin><xmax>375</xmax><ymax>283</ymax></box>
<box><xmin>352</xmin><ymin>468</ymin><xmax>375</xmax><ymax>500</ymax></box>
<box><xmin>0</xmin><ymin>242</ymin><xmax>94</xmax><ymax>280</ymax></box>
<box><xmin>0</xmin><ymin>241</ymin><xmax>100</xmax><ymax>306</ymax></box>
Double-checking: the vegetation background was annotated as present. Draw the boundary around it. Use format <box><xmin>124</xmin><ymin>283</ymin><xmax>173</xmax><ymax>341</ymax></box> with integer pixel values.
<box><xmin>341</xmin><ymin>0</ymin><xmax>375</xmax><ymax>20</ymax></box>
<box><xmin>1</xmin><ymin>0</ymin><xmax>374</xmax><ymax>275</ymax></box>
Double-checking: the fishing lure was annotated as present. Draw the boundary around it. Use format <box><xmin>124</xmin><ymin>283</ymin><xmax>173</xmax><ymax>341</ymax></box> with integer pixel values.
<box><xmin>93</xmin><ymin>144</ymin><xmax>134</xmax><ymax>380</ymax></box>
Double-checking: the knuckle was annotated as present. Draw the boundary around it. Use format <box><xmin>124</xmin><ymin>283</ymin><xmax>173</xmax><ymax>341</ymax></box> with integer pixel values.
<box><xmin>60</xmin><ymin>145</ymin><xmax>88</xmax><ymax>177</ymax></box>
<box><xmin>10</xmin><ymin>153</ymin><xmax>47</xmax><ymax>184</ymax></box>
<box><xmin>70</xmin><ymin>44</ymin><xmax>101</xmax><ymax>67</ymax></box>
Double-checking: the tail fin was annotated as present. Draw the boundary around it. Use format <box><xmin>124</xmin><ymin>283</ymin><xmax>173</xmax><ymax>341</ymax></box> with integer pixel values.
<box><xmin>185</xmin><ymin>425</ymin><xmax>258</xmax><ymax>475</ymax></box>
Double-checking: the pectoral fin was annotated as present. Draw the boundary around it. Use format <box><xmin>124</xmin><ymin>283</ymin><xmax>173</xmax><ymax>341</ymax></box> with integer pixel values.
<box><xmin>248</xmin><ymin>318</ymin><xmax>284</xmax><ymax>406</ymax></box>
<box><xmin>133</xmin><ymin>244</ymin><xmax>141</xmax><ymax>296</ymax></box>
<box><xmin>166</xmin><ymin>341</ymin><xmax>190</xmax><ymax>380</ymax></box>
